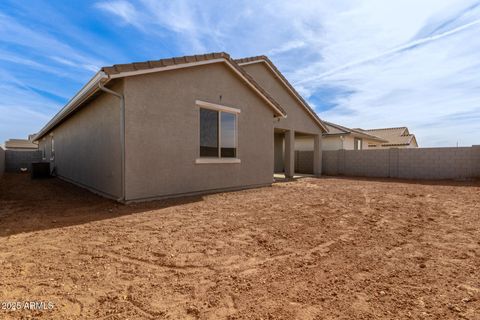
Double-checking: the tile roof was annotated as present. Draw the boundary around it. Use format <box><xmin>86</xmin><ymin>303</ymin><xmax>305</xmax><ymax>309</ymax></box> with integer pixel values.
<box><xmin>235</xmin><ymin>55</ymin><xmax>328</xmax><ymax>132</ymax></box>
<box><xmin>357</xmin><ymin>127</ymin><xmax>417</xmax><ymax>146</ymax></box>
<box><xmin>5</xmin><ymin>139</ymin><xmax>38</xmax><ymax>150</ymax></box>
<box><xmin>102</xmin><ymin>52</ymin><xmax>229</xmax><ymax>75</ymax></box>
<box><xmin>101</xmin><ymin>52</ymin><xmax>286</xmax><ymax>116</ymax></box>
<box><xmin>323</xmin><ymin>121</ymin><xmax>388</xmax><ymax>142</ymax></box>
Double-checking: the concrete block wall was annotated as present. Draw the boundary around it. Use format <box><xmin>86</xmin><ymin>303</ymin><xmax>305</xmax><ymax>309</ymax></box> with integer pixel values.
<box><xmin>5</xmin><ymin>150</ymin><xmax>42</xmax><ymax>173</ymax></box>
<box><xmin>397</xmin><ymin>147</ymin><xmax>473</xmax><ymax>180</ymax></box>
<box><xmin>322</xmin><ymin>146</ymin><xmax>480</xmax><ymax>180</ymax></box>
<box><xmin>343</xmin><ymin>149</ymin><xmax>389</xmax><ymax>177</ymax></box>
<box><xmin>322</xmin><ymin>150</ymin><xmax>339</xmax><ymax>175</ymax></box>
<box><xmin>0</xmin><ymin>146</ymin><xmax>4</xmax><ymax>178</ymax></box>
<box><xmin>295</xmin><ymin>151</ymin><xmax>314</xmax><ymax>174</ymax></box>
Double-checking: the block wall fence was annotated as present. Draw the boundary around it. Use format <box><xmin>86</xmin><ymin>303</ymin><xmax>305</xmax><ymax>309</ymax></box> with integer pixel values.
<box><xmin>322</xmin><ymin>146</ymin><xmax>480</xmax><ymax>180</ymax></box>
<box><xmin>4</xmin><ymin>150</ymin><xmax>43</xmax><ymax>173</ymax></box>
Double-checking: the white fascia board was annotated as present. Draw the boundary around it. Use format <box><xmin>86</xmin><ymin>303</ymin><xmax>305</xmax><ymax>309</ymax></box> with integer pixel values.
<box><xmin>195</xmin><ymin>158</ymin><xmax>241</xmax><ymax>164</ymax></box>
<box><xmin>195</xmin><ymin>100</ymin><xmax>241</xmax><ymax>114</ymax></box>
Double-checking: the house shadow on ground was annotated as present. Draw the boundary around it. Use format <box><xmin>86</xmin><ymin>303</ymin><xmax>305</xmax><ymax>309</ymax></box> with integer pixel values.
<box><xmin>0</xmin><ymin>173</ymin><xmax>204</xmax><ymax>238</ymax></box>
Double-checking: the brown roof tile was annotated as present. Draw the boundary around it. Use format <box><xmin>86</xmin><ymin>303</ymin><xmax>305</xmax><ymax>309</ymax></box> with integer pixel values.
<box><xmin>99</xmin><ymin>52</ymin><xmax>285</xmax><ymax>116</ymax></box>
<box><xmin>324</xmin><ymin>121</ymin><xmax>388</xmax><ymax>142</ymax></box>
<box><xmin>356</xmin><ymin>127</ymin><xmax>417</xmax><ymax>146</ymax></box>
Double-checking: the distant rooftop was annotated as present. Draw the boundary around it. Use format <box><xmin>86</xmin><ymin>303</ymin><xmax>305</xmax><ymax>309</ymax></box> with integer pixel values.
<box><xmin>5</xmin><ymin>139</ymin><xmax>38</xmax><ymax>150</ymax></box>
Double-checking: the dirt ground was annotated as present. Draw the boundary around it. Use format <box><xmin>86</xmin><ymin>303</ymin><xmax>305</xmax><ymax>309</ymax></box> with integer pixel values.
<box><xmin>0</xmin><ymin>174</ymin><xmax>479</xmax><ymax>320</ymax></box>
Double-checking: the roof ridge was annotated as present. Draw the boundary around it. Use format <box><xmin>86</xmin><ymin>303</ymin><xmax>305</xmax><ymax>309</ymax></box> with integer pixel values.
<box><xmin>323</xmin><ymin>121</ymin><xmax>351</xmax><ymax>133</ymax></box>
<box><xmin>102</xmin><ymin>52</ymin><xmax>231</xmax><ymax>73</ymax></box>
<box><xmin>326</xmin><ymin>121</ymin><xmax>388</xmax><ymax>142</ymax></box>
<box><xmin>361</xmin><ymin>126</ymin><xmax>407</xmax><ymax>131</ymax></box>
<box><xmin>235</xmin><ymin>55</ymin><xmax>328</xmax><ymax>132</ymax></box>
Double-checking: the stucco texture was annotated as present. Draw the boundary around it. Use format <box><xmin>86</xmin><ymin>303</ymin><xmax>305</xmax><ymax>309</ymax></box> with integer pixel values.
<box><xmin>123</xmin><ymin>62</ymin><xmax>276</xmax><ymax>201</ymax></box>
<box><xmin>39</xmin><ymin>81</ymin><xmax>123</xmax><ymax>198</ymax></box>
<box><xmin>240</xmin><ymin>62</ymin><xmax>323</xmax><ymax>135</ymax></box>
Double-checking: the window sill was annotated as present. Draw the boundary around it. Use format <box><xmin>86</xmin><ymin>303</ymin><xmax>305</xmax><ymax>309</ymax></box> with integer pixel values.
<box><xmin>195</xmin><ymin>158</ymin><xmax>241</xmax><ymax>164</ymax></box>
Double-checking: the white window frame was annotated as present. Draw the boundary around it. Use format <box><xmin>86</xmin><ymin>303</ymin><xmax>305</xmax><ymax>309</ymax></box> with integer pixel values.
<box><xmin>196</xmin><ymin>100</ymin><xmax>241</xmax><ymax>164</ymax></box>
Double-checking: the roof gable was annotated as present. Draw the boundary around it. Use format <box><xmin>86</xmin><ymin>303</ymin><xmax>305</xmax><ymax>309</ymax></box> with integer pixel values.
<box><xmin>235</xmin><ymin>56</ymin><xmax>328</xmax><ymax>132</ymax></box>
<box><xmin>357</xmin><ymin>127</ymin><xmax>417</xmax><ymax>146</ymax></box>
<box><xmin>324</xmin><ymin>121</ymin><xmax>388</xmax><ymax>142</ymax></box>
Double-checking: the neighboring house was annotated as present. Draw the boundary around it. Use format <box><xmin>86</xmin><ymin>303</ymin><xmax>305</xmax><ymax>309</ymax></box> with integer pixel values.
<box><xmin>4</xmin><ymin>139</ymin><xmax>38</xmax><ymax>151</ymax></box>
<box><xmin>296</xmin><ymin>121</ymin><xmax>387</xmax><ymax>151</ymax></box>
<box><xmin>34</xmin><ymin>52</ymin><xmax>327</xmax><ymax>202</ymax></box>
<box><xmin>357</xmin><ymin>127</ymin><xmax>419</xmax><ymax>149</ymax></box>
<box><xmin>297</xmin><ymin>122</ymin><xmax>419</xmax><ymax>151</ymax></box>
<box><xmin>234</xmin><ymin>56</ymin><xmax>328</xmax><ymax>174</ymax></box>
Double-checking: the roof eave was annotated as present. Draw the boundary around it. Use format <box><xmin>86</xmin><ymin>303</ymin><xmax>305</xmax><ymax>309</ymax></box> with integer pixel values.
<box><xmin>103</xmin><ymin>54</ymin><xmax>287</xmax><ymax>118</ymax></box>
<box><xmin>34</xmin><ymin>71</ymin><xmax>109</xmax><ymax>141</ymax></box>
<box><xmin>237</xmin><ymin>57</ymin><xmax>328</xmax><ymax>132</ymax></box>
<box><xmin>34</xmin><ymin>54</ymin><xmax>287</xmax><ymax>141</ymax></box>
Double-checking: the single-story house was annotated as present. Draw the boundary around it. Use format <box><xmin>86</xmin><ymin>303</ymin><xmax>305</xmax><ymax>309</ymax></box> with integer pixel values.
<box><xmin>4</xmin><ymin>139</ymin><xmax>38</xmax><ymax>151</ymax></box>
<box><xmin>295</xmin><ymin>121</ymin><xmax>387</xmax><ymax>151</ymax></box>
<box><xmin>356</xmin><ymin>127</ymin><xmax>418</xmax><ymax>148</ymax></box>
<box><xmin>34</xmin><ymin>52</ymin><xmax>327</xmax><ymax>202</ymax></box>
<box><xmin>296</xmin><ymin>122</ymin><xmax>419</xmax><ymax>150</ymax></box>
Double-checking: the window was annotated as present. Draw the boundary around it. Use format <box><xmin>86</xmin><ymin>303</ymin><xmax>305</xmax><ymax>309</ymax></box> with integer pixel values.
<box><xmin>197</xmin><ymin>100</ymin><xmax>239</xmax><ymax>163</ymax></box>
<box><xmin>200</xmin><ymin>108</ymin><xmax>237</xmax><ymax>158</ymax></box>
<box><xmin>354</xmin><ymin>138</ymin><xmax>363</xmax><ymax>150</ymax></box>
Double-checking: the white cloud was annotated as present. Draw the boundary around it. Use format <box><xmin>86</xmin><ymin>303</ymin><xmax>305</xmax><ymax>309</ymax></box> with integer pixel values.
<box><xmin>3</xmin><ymin>0</ymin><xmax>480</xmax><ymax>147</ymax></box>
<box><xmin>90</xmin><ymin>0</ymin><xmax>480</xmax><ymax>146</ymax></box>
<box><xmin>95</xmin><ymin>0</ymin><xmax>140</xmax><ymax>26</ymax></box>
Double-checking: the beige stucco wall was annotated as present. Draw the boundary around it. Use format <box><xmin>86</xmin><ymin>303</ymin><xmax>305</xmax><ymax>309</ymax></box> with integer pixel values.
<box><xmin>123</xmin><ymin>62</ymin><xmax>275</xmax><ymax>201</ymax></box>
<box><xmin>321</xmin><ymin>135</ymin><xmax>390</xmax><ymax>151</ymax></box>
<box><xmin>240</xmin><ymin>62</ymin><xmax>323</xmax><ymax>135</ymax></box>
<box><xmin>274</xmin><ymin>133</ymin><xmax>284</xmax><ymax>172</ymax></box>
<box><xmin>295</xmin><ymin>136</ymin><xmax>314</xmax><ymax>151</ymax></box>
<box><xmin>321</xmin><ymin>135</ymin><xmax>355</xmax><ymax>151</ymax></box>
<box><xmin>38</xmin><ymin>82</ymin><xmax>123</xmax><ymax>198</ymax></box>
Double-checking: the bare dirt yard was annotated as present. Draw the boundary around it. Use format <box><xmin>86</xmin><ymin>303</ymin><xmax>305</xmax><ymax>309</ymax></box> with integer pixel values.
<box><xmin>0</xmin><ymin>174</ymin><xmax>479</xmax><ymax>320</ymax></box>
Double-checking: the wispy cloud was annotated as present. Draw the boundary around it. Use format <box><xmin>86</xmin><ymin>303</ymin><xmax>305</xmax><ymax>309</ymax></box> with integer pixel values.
<box><xmin>1</xmin><ymin>0</ymin><xmax>480</xmax><ymax>147</ymax></box>
<box><xmin>94</xmin><ymin>0</ymin><xmax>140</xmax><ymax>26</ymax></box>
<box><xmin>296</xmin><ymin>18</ymin><xmax>480</xmax><ymax>84</ymax></box>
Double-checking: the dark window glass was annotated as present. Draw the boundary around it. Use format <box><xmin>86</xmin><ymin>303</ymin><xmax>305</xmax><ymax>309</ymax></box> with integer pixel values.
<box><xmin>221</xmin><ymin>112</ymin><xmax>236</xmax><ymax>157</ymax></box>
<box><xmin>200</xmin><ymin>108</ymin><xmax>218</xmax><ymax>157</ymax></box>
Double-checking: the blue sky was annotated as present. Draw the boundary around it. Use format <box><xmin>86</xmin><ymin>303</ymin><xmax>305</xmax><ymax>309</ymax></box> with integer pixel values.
<box><xmin>1</xmin><ymin>0</ymin><xmax>480</xmax><ymax>147</ymax></box>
